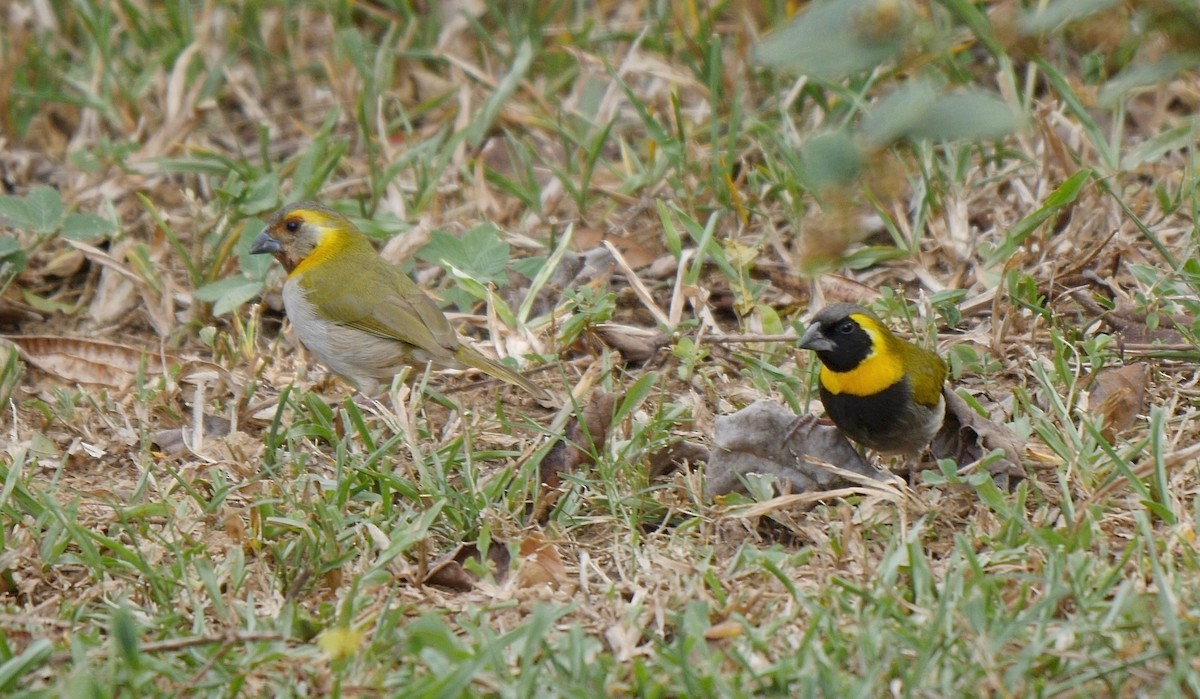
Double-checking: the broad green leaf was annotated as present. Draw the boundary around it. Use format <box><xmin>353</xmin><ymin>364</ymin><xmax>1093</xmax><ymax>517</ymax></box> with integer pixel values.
<box><xmin>758</xmin><ymin>305</ymin><xmax>784</xmax><ymax>336</ymax></box>
<box><xmin>862</xmin><ymin>80</ymin><xmax>940</xmax><ymax>147</ymax></box>
<box><xmin>754</xmin><ymin>0</ymin><xmax>908</xmax><ymax>80</ymax></box>
<box><xmin>0</xmin><ymin>250</ymin><xmax>27</xmax><ymax>277</ymax></box>
<box><xmin>0</xmin><ymin>196</ymin><xmax>34</xmax><ymax>230</ymax></box>
<box><xmin>511</xmin><ymin>256</ymin><xmax>547</xmax><ymax>280</ymax></box>
<box><xmin>61</xmin><ymin>213</ymin><xmax>115</xmax><ymax>241</ymax></box>
<box><xmin>416</xmin><ymin>225</ymin><xmax>510</xmax><ymax>286</ymax></box>
<box><xmin>237</xmin><ymin>219</ymin><xmax>274</xmax><ymax>278</ymax></box>
<box><xmin>799</xmin><ymin>131</ymin><xmax>864</xmax><ymax>189</ymax></box>
<box><xmin>1018</xmin><ymin>0</ymin><xmax>1119</xmax><ymax>34</ymax></box>
<box><xmin>241</xmin><ymin>171</ymin><xmax>281</xmax><ymax>214</ymax></box>
<box><xmin>193</xmin><ymin>276</ymin><xmax>266</xmax><ymax>316</ymax></box>
<box><xmin>904</xmin><ymin>91</ymin><xmax>1018</xmax><ymax>142</ymax></box>
<box><xmin>0</xmin><ymin>235</ymin><xmax>22</xmax><ymax>258</ymax></box>
<box><xmin>1099</xmin><ymin>54</ymin><xmax>1200</xmax><ymax>108</ymax></box>
<box><xmin>446</xmin><ymin>267</ymin><xmax>489</xmax><ymax>300</ymax></box>
<box><xmin>24</xmin><ymin>186</ymin><xmax>64</xmax><ymax>234</ymax></box>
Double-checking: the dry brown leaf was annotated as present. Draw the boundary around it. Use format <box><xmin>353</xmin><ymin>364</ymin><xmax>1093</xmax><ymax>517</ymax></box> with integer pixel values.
<box><xmin>81</xmin><ymin>238</ymin><xmax>142</xmax><ymax>325</ymax></box>
<box><xmin>647</xmin><ymin>440</ymin><xmax>710</xmax><ymax>479</ymax></box>
<box><xmin>1087</xmin><ymin>363</ymin><xmax>1149</xmax><ymax>439</ymax></box>
<box><xmin>2</xmin><ymin>335</ymin><xmax>224</xmax><ymax>388</ymax></box>
<box><xmin>0</xmin><ymin>292</ymin><xmax>43</xmax><ymax>327</ymax></box>
<box><xmin>73</xmin><ymin>238</ymin><xmax>175</xmax><ymax>337</ymax></box>
<box><xmin>574</xmin><ymin>228</ymin><xmax>660</xmax><ymax>269</ymax></box>
<box><xmin>591</xmin><ymin>323</ymin><xmax>668</xmax><ymax>363</ymax></box>
<box><xmin>704</xmin><ymin>619</ymin><xmax>743</xmax><ymax>641</ymax></box>
<box><xmin>151</xmin><ymin>414</ymin><xmax>233</xmax><ymax>456</ymax></box>
<box><xmin>41</xmin><ymin>247</ymin><xmax>85</xmax><ymax>278</ymax></box>
<box><xmin>513</xmin><ymin>533</ymin><xmax>567</xmax><ymax>590</ymax></box>
<box><xmin>533</xmin><ymin>390</ymin><xmax>619</xmax><ymax>521</ymax></box>
<box><xmin>423</xmin><ymin>558</ymin><xmax>475</xmax><ymax>592</ymax></box>
<box><xmin>423</xmin><ymin>542</ymin><xmax>513</xmax><ymax>591</ymax></box>
<box><xmin>817</xmin><ymin>274</ymin><xmax>884</xmax><ymax>307</ymax></box>
<box><xmin>706</xmin><ymin>400</ymin><xmax>883</xmax><ymax>498</ymax></box>
<box><xmin>3</xmin><ymin>334</ymin><xmax>177</xmax><ymax>387</ymax></box>
<box><xmin>1103</xmin><ymin>301</ymin><xmax>1190</xmax><ymax>346</ymax></box>
<box><xmin>931</xmin><ymin>388</ymin><xmax>1026</xmax><ymax>487</ymax></box>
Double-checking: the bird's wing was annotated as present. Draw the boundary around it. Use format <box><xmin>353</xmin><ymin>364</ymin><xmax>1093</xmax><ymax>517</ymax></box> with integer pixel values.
<box><xmin>316</xmin><ymin>265</ymin><xmax>460</xmax><ymax>360</ymax></box>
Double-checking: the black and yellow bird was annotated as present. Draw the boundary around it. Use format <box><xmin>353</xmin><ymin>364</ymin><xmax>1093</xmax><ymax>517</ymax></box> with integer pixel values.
<box><xmin>799</xmin><ymin>303</ymin><xmax>947</xmax><ymax>454</ymax></box>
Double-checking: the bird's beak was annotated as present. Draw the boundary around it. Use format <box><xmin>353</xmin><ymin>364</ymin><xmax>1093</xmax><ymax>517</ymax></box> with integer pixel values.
<box><xmin>250</xmin><ymin>228</ymin><xmax>284</xmax><ymax>255</ymax></box>
<box><xmin>798</xmin><ymin>323</ymin><xmax>835</xmax><ymax>352</ymax></box>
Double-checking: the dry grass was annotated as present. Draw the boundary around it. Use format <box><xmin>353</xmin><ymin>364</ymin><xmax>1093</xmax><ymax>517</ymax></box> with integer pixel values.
<box><xmin>2</xmin><ymin>0</ymin><xmax>1200</xmax><ymax>696</ymax></box>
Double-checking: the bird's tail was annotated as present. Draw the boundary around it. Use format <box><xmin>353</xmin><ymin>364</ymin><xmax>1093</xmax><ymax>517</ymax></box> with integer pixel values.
<box><xmin>454</xmin><ymin>345</ymin><xmax>555</xmax><ymax>406</ymax></box>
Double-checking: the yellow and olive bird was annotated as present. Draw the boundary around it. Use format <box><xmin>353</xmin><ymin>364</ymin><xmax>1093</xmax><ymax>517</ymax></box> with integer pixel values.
<box><xmin>250</xmin><ymin>201</ymin><xmax>551</xmax><ymax>402</ymax></box>
<box><xmin>799</xmin><ymin>303</ymin><xmax>947</xmax><ymax>454</ymax></box>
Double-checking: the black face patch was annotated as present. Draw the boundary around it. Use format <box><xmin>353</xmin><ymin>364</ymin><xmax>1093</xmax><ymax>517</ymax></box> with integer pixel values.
<box><xmin>813</xmin><ymin>315</ymin><xmax>872</xmax><ymax>373</ymax></box>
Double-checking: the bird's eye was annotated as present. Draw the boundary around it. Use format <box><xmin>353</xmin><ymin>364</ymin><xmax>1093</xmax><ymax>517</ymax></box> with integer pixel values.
<box><xmin>835</xmin><ymin>320</ymin><xmax>856</xmax><ymax>334</ymax></box>
<box><xmin>284</xmin><ymin>219</ymin><xmax>301</xmax><ymax>233</ymax></box>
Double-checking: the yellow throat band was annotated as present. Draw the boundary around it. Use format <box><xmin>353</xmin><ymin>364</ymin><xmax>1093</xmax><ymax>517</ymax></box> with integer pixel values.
<box><xmin>289</xmin><ymin>217</ymin><xmax>358</xmax><ymax>279</ymax></box>
<box><xmin>819</xmin><ymin>313</ymin><xmax>905</xmax><ymax>396</ymax></box>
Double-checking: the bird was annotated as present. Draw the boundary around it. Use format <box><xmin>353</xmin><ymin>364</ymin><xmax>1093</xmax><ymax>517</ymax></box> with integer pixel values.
<box><xmin>798</xmin><ymin>302</ymin><xmax>947</xmax><ymax>454</ymax></box>
<box><xmin>250</xmin><ymin>201</ymin><xmax>552</xmax><ymax>403</ymax></box>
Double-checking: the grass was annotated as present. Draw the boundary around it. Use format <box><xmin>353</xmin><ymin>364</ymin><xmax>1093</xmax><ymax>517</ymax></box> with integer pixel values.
<box><xmin>2</xmin><ymin>0</ymin><xmax>1200</xmax><ymax>696</ymax></box>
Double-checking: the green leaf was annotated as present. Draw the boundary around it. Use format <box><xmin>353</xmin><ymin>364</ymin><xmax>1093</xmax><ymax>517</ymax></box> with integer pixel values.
<box><xmin>510</xmin><ymin>256</ymin><xmax>547</xmax><ymax>280</ymax></box>
<box><xmin>61</xmin><ymin>213</ymin><xmax>115</xmax><ymax>241</ymax></box>
<box><xmin>904</xmin><ymin>91</ymin><xmax>1019</xmax><ymax>142</ymax></box>
<box><xmin>24</xmin><ymin>186</ymin><xmax>64</xmax><ymax>234</ymax></box>
<box><xmin>986</xmin><ymin>169</ymin><xmax>1091</xmax><ymax>266</ymax></box>
<box><xmin>237</xmin><ymin>219</ymin><xmax>274</xmax><ymax>278</ymax></box>
<box><xmin>799</xmin><ymin>131</ymin><xmax>864</xmax><ymax>189</ymax></box>
<box><xmin>0</xmin><ymin>235</ymin><xmax>22</xmax><ymax>258</ymax></box>
<box><xmin>758</xmin><ymin>305</ymin><xmax>784</xmax><ymax>336</ymax></box>
<box><xmin>241</xmin><ymin>170</ymin><xmax>280</xmax><ymax>214</ymax></box>
<box><xmin>112</xmin><ymin>606</ymin><xmax>141</xmax><ymax>669</ymax></box>
<box><xmin>0</xmin><ymin>638</ymin><xmax>52</xmax><ymax>691</ymax></box>
<box><xmin>0</xmin><ymin>197</ymin><xmax>34</xmax><ymax>230</ymax></box>
<box><xmin>862</xmin><ymin>80</ymin><xmax>940</xmax><ymax>147</ymax></box>
<box><xmin>518</xmin><ymin>225</ymin><xmax>574</xmax><ymax>324</ymax></box>
<box><xmin>614</xmin><ymin>371</ymin><xmax>659</xmax><ymax>424</ymax></box>
<box><xmin>843</xmin><ymin>245</ymin><xmax>910</xmax><ymax>270</ymax></box>
<box><xmin>1035</xmin><ymin>57</ymin><xmax>1116</xmax><ymax>170</ymax></box>
<box><xmin>1099</xmin><ymin>54</ymin><xmax>1200</xmax><ymax>108</ymax></box>
<box><xmin>864</xmin><ymin>82</ymin><xmax>1017</xmax><ymax>145</ymax></box>
<box><xmin>1018</xmin><ymin>0</ymin><xmax>1120</xmax><ymax>34</ymax></box>
<box><xmin>936</xmin><ymin>0</ymin><xmax>1006</xmax><ymax>58</ymax></box>
<box><xmin>1121</xmin><ymin>121</ymin><xmax>1199</xmax><ymax>170</ymax></box>
<box><xmin>754</xmin><ymin>0</ymin><xmax>909</xmax><ymax>80</ymax></box>
<box><xmin>193</xmin><ymin>276</ymin><xmax>266</xmax><ymax>316</ymax></box>
<box><xmin>0</xmin><ymin>237</ymin><xmax>28</xmax><ymax>277</ymax></box>
<box><xmin>416</xmin><ymin>225</ymin><xmax>511</xmax><ymax>286</ymax></box>
<box><xmin>466</xmin><ymin>40</ymin><xmax>534</xmax><ymax>147</ymax></box>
